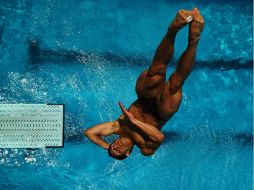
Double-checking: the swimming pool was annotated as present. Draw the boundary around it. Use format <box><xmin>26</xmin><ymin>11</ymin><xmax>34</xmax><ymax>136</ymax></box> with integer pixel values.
<box><xmin>0</xmin><ymin>0</ymin><xmax>252</xmax><ymax>189</ymax></box>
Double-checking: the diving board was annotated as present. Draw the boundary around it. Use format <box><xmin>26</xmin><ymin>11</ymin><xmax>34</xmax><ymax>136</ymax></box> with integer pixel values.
<box><xmin>0</xmin><ymin>104</ymin><xmax>64</xmax><ymax>148</ymax></box>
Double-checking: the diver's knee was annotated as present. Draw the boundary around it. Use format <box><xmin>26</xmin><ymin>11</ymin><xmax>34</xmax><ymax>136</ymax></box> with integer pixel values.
<box><xmin>148</xmin><ymin>62</ymin><xmax>166</xmax><ymax>77</ymax></box>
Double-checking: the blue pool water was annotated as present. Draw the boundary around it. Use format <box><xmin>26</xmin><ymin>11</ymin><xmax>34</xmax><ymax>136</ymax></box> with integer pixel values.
<box><xmin>0</xmin><ymin>0</ymin><xmax>253</xmax><ymax>189</ymax></box>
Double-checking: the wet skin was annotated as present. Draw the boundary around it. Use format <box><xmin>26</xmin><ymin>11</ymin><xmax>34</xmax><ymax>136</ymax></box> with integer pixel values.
<box><xmin>110</xmin><ymin>138</ymin><xmax>131</xmax><ymax>156</ymax></box>
<box><xmin>85</xmin><ymin>8</ymin><xmax>204</xmax><ymax>157</ymax></box>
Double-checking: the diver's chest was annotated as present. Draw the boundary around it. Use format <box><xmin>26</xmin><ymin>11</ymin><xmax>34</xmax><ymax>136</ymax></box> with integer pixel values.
<box><xmin>127</xmin><ymin>125</ymin><xmax>158</xmax><ymax>147</ymax></box>
<box><xmin>128</xmin><ymin>127</ymin><xmax>160</xmax><ymax>149</ymax></box>
<box><xmin>129</xmin><ymin>103</ymin><xmax>160</xmax><ymax>127</ymax></box>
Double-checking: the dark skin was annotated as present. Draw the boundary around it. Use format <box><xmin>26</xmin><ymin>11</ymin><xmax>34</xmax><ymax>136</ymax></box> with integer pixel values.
<box><xmin>84</xmin><ymin>8</ymin><xmax>204</xmax><ymax>158</ymax></box>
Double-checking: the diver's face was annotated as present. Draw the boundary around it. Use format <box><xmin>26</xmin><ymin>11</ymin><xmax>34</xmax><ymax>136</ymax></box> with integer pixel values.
<box><xmin>110</xmin><ymin>138</ymin><xmax>130</xmax><ymax>156</ymax></box>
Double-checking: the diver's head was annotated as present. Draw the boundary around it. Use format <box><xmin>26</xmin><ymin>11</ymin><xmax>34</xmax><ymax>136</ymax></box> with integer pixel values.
<box><xmin>108</xmin><ymin>136</ymin><xmax>134</xmax><ymax>160</ymax></box>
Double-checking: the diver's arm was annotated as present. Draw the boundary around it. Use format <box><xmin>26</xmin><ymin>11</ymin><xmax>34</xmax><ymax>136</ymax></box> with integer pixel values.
<box><xmin>118</xmin><ymin>102</ymin><xmax>164</xmax><ymax>143</ymax></box>
<box><xmin>132</xmin><ymin>119</ymin><xmax>164</xmax><ymax>143</ymax></box>
<box><xmin>84</xmin><ymin>121</ymin><xmax>120</xmax><ymax>150</ymax></box>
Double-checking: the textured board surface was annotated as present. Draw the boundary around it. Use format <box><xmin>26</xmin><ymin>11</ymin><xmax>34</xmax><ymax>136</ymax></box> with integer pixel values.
<box><xmin>0</xmin><ymin>104</ymin><xmax>64</xmax><ymax>148</ymax></box>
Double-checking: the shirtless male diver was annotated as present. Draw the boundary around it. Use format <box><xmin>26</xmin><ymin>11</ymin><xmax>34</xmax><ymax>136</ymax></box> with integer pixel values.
<box><xmin>84</xmin><ymin>8</ymin><xmax>204</xmax><ymax>160</ymax></box>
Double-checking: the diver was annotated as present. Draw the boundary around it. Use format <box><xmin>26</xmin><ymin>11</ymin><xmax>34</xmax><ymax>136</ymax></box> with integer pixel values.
<box><xmin>84</xmin><ymin>8</ymin><xmax>204</xmax><ymax>160</ymax></box>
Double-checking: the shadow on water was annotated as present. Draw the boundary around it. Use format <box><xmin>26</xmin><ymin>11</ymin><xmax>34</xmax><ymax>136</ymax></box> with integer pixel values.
<box><xmin>163</xmin><ymin>131</ymin><xmax>183</xmax><ymax>143</ymax></box>
<box><xmin>28</xmin><ymin>39</ymin><xmax>253</xmax><ymax>71</ymax></box>
<box><xmin>162</xmin><ymin>130</ymin><xmax>253</xmax><ymax>148</ymax></box>
<box><xmin>28</xmin><ymin>39</ymin><xmax>148</xmax><ymax>66</ymax></box>
<box><xmin>165</xmin><ymin>0</ymin><xmax>253</xmax><ymax>7</ymax></box>
<box><xmin>67</xmin><ymin>129</ymin><xmax>253</xmax><ymax>149</ymax></box>
<box><xmin>232</xmin><ymin>133</ymin><xmax>253</xmax><ymax>147</ymax></box>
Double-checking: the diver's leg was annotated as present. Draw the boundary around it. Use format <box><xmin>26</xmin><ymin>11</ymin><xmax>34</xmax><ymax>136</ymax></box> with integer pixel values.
<box><xmin>162</xmin><ymin>8</ymin><xmax>204</xmax><ymax>96</ymax></box>
<box><xmin>148</xmin><ymin>10</ymin><xmax>193</xmax><ymax>76</ymax></box>
<box><xmin>136</xmin><ymin>10</ymin><xmax>193</xmax><ymax>99</ymax></box>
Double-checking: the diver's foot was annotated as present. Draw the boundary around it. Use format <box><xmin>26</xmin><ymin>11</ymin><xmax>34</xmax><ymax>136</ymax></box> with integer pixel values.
<box><xmin>169</xmin><ymin>10</ymin><xmax>193</xmax><ymax>32</ymax></box>
<box><xmin>188</xmin><ymin>8</ymin><xmax>204</xmax><ymax>45</ymax></box>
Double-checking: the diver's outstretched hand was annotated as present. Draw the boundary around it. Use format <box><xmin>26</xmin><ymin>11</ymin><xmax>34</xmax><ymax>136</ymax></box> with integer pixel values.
<box><xmin>118</xmin><ymin>102</ymin><xmax>136</xmax><ymax>124</ymax></box>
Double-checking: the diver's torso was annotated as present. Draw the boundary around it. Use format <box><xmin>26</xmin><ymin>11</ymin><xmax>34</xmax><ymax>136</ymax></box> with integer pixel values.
<box><xmin>118</xmin><ymin>97</ymin><xmax>181</xmax><ymax>150</ymax></box>
<box><xmin>137</xmin><ymin>90</ymin><xmax>182</xmax><ymax>123</ymax></box>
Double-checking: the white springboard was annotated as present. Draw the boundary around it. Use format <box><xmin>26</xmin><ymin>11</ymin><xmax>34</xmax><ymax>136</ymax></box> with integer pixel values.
<box><xmin>0</xmin><ymin>104</ymin><xmax>64</xmax><ymax>148</ymax></box>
